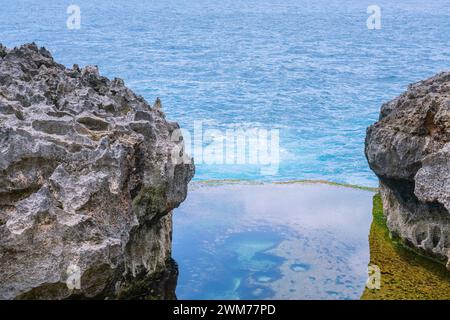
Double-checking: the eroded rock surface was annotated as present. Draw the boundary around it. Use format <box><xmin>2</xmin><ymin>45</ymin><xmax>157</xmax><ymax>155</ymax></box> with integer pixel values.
<box><xmin>0</xmin><ymin>43</ymin><xmax>194</xmax><ymax>299</ymax></box>
<box><xmin>365</xmin><ymin>71</ymin><xmax>450</xmax><ymax>268</ymax></box>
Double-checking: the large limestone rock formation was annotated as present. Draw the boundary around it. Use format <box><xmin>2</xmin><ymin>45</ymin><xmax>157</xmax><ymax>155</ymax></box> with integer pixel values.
<box><xmin>366</xmin><ymin>72</ymin><xmax>450</xmax><ymax>269</ymax></box>
<box><xmin>0</xmin><ymin>43</ymin><xmax>194</xmax><ymax>299</ymax></box>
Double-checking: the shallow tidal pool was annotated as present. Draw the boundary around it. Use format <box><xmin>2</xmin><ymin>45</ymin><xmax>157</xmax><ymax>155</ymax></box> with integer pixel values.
<box><xmin>172</xmin><ymin>182</ymin><xmax>375</xmax><ymax>300</ymax></box>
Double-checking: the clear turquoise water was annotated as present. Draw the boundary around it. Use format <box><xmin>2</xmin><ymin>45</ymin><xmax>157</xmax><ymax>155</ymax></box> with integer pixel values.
<box><xmin>2</xmin><ymin>0</ymin><xmax>450</xmax><ymax>186</ymax></box>
<box><xmin>173</xmin><ymin>183</ymin><xmax>374</xmax><ymax>299</ymax></box>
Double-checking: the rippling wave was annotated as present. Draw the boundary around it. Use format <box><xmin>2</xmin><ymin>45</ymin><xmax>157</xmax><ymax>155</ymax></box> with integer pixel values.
<box><xmin>2</xmin><ymin>0</ymin><xmax>449</xmax><ymax>186</ymax></box>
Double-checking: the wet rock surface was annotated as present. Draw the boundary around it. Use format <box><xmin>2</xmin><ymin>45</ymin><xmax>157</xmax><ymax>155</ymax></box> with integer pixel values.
<box><xmin>365</xmin><ymin>71</ymin><xmax>450</xmax><ymax>268</ymax></box>
<box><xmin>0</xmin><ymin>43</ymin><xmax>194</xmax><ymax>299</ymax></box>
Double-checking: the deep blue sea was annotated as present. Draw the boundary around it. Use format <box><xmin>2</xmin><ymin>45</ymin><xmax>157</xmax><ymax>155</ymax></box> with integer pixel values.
<box><xmin>2</xmin><ymin>0</ymin><xmax>450</xmax><ymax>186</ymax></box>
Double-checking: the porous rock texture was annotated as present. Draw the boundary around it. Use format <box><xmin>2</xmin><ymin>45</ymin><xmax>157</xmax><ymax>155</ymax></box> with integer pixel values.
<box><xmin>0</xmin><ymin>43</ymin><xmax>194</xmax><ymax>299</ymax></box>
<box><xmin>366</xmin><ymin>71</ymin><xmax>450</xmax><ymax>269</ymax></box>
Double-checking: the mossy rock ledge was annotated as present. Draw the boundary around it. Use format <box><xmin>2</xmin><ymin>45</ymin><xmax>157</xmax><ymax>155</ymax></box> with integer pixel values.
<box><xmin>362</xmin><ymin>194</ymin><xmax>450</xmax><ymax>299</ymax></box>
<box><xmin>0</xmin><ymin>43</ymin><xmax>194</xmax><ymax>299</ymax></box>
<box><xmin>364</xmin><ymin>72</ymin><xmax>450</xmax><ymax>299</ymax></box>
<box><xmin>365</xmin><ymin>72</ymin><xmax>450</xmax><ymax>268</ymax></box>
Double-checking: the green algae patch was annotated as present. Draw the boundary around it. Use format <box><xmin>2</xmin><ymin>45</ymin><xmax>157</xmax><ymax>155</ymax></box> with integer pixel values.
<box><xmin>273</xmin><ymin>179</ymin><xmax>378</xmax><ymax>192</ymax></box>
<box><xmin>132</xmin><ymin>186</ymin><xmax>167</xmax><ymax>222</ymax></box>
<box><xmin>361</xmin><ymin>194</ymin><xmax>450</xmax><ymax>300</ymax></box>
<box><xmin>193</xmin><ymin>179</ymin><xmax>264</xmax><ymax>186</ymax></box>
<box><xmin>192</xmin><ymin>179</ymin><xmax>378</xmax><ymax>192</ymax></box>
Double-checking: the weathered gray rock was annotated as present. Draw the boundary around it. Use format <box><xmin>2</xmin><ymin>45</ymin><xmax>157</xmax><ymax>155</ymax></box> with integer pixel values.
<box><xmin>0</xmin><ymin>43</ymin><xmax>194</xmax><ymax>299</ymax></box>
<box><xmin>366</xmin><ymin>71</ymin><xmax>450</xmax><ymax>268</ymax></box>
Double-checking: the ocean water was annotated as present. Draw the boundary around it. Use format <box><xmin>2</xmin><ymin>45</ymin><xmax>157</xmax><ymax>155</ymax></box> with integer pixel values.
<box><xmin>1</xmin><ymin>0</ymin><xmax>450</xmax><ymax>186</ymax></box>
<box><xmin>173</xmin><ymin>183</ymin><xmax>374</xmax><ymax>299</ymax></box>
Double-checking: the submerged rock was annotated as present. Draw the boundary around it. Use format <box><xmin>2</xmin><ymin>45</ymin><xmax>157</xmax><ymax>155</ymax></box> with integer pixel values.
<box><xmin>365</xmin><ymin>71</ymin><xmax>450</xmax><ymax>268</ymax></box>
<box><xmin>0</xmin><ymin>43</ymin><xmax>194</xmax><ymax>299</ymax></box>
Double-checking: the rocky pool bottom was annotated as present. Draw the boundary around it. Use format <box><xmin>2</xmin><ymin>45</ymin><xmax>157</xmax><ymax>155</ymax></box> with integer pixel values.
<box><xmin>135</xmin><ymin>182</ymin><xmax>450</xmax><ymax>300</ymax></box>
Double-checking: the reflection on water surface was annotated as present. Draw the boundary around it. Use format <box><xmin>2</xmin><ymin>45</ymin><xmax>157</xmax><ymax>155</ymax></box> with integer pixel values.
<box><xmin>173</xmin><ymin>183</ymin><xmax>374</xmax><ymax>299</ymax></box>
